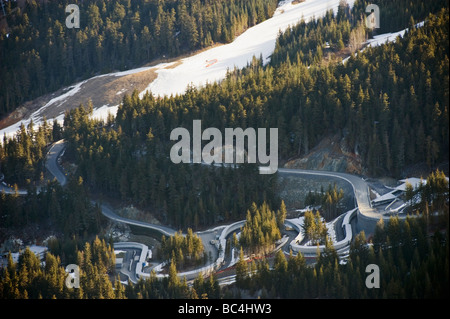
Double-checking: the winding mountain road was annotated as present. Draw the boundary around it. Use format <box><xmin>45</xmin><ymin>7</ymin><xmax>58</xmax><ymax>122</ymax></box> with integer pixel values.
<box><xmin>3</xmin><ymin>139</ymin><xmax>386</xmax><ymax>239</ymax></box>
<box><xmin>45</xmin><ymin>140</ymin><xmax>177</xmax><ymax>238</ymax></box>
<box><xmin>2</xmin><ymin>139</ymin><xmax>389</xmax><ymax>278</ymax></box>
<box><xmin>277</xmin><ymin>168</ymin><xmax>379</xmax><ymax>219</ymax></box>
<box><xmin>45</xmin><ymin>140</ymin><xmax>68</xmax><ymax>187</ymax></box>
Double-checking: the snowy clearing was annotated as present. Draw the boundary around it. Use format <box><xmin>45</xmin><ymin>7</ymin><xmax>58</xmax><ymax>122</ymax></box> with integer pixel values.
<box><xmin>343</xmin><ymin>21</ymin><xmax>426</xmax><ymax>64</ymax></box>
<box><xmin>0</xmin><ymin>0</ymin><xmax>360</xmax><ymax>139</ymax></box>
<box><xmin>140</xmin><ymin>0</ymin><xmax>357</xmax><ymax>98</ymax></box>
<box><xmin>366</xmin><ymin>21</ymin><xmax>425</xmax><ymax>47</ymax></box>
<box><xmin>8</xmin><ymin>0</ymin><xmax>421</xmax><ymax>140</ymax></box>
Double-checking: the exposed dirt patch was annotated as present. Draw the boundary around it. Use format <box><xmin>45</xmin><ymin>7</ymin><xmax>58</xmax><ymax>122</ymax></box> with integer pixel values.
<box><xmin>0</xmin><ymin>42</ymin><xmax>227</xmax><ymax>132</ymax></box>
<box><xmin>0</xmin><ymin>68</ymin><xmax>158</xmax><ymax>131</ymax></box>
<box><xmin>0</xmin><ymin>95</ymin><xmax>54</xmax><ymax>130</ymax></box>
<box><xmin>77</xmin><ymin>68</ymin><xmax>158</xmax><ymax>109</ymax></box>
<box><xmin>116</xmin><ymin>205</ymin><xmax>162</xmax><ymax>226</ymax></box>
<box><xmin>164</xmin><ymin>60</ymin><xmax>184</xmax><ymax>69</ymax></box>
<box><xmin>284</xmin><ymin>133</ymin><xmax>363</xmax><ymax>175</ymax></box>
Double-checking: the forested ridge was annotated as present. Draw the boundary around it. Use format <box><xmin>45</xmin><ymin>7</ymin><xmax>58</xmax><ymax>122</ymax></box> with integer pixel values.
<box><xmin>268</xmin><ymin>3</ymin><xmax>449</xmax><ymax>176</ymax></box>
<box><xmin>59</xmin><ymin>5</ymin><xmax>449</xmax><ymax>227</ymax></box>
<box><xmin>2</xmin><ymin>1</ymin><xmax>448</xmax><ymax>232</ymax></box>
<box><xmin>0</xmin><ymin>177</ymin><xmax>104</xmax><ymax>237</ymax></box>
<box><xmin>2</xmin><ymin>202</ymin><xmax>447</xmax><ymax>299</ymax></box>
<box><xmin>234</xmin><ymin>214</ymin><xmax>448</xmax><ymax>298</ymax></box>
<box><xmin>0</xmin><ymin>119</ymin><xmax>62</xmax><ymax>184</ymax></box>
<box><xmin>353</xmin><ymin>0</ymin><xmax>449</xmax><ymax>34</ymax></box>
<box><xmin>0</xmin><ymin>0</ymin><xmax>448</xmax><ymax>300</ymax></box>
<box><xmin>0</xmin><ymin>0</ymin><xmax>278</xmax><ymax>118</ymax></box>
<box><xmin>0</xmin><ymin>171</ymin><xmax>447</xmax><ymax>299</ymax></box>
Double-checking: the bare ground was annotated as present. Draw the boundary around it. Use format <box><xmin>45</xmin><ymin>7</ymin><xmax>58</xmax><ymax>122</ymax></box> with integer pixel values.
<box><xmin>0</xmin><ymin>43</ymin><xmax>226</xmax><ymax>131</ymax></box>
<box><xmin>284</xmin><ymin>133</ymin><xmax>363</xmax><ymax>175</ymax></box>
<box><xmin>0</xmin><ymin>68</ymin><xmax>158</xmax><ymax>130</ymax></box>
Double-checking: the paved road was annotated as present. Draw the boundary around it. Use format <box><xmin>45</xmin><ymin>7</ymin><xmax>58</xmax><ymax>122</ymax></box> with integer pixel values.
<box><xmin>1</xmin><ymin>140</ymin><xmax>67</xmax><ymax>194</ymax></box>
<box><xmin>99</xmin><ymin>202</ymin><xmax>176</xmax><ymax>238</ymax></box>
<box><xmin>9</xmin><ymin>139</ymin><xmax>385</xmax><ymax>239</ymax></box>
<box><xmin>43</xmin><ymin>140</ymin><xmax>178</xmax><ymax>238</ymax></box>
<box><xmin>2</xmin><ymin>139</ymin><xmax>390</xmax><ymax>276</ymax></box>
<box><xmin>278</xmin><ymin>168</ymin><xmax>379</xmax><ymax>219</ymax></box>
<box><xmin>45</xmin><ymin>140</ymin><xmax>68</xmax><ymax>186</ymax></box>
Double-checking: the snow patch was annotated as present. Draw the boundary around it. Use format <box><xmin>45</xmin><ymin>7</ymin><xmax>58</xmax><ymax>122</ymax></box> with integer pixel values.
<box><xmin>91</xmin><ymin>104</ymin><xmax>119</xmax><ymax>121</ymax></box>
<box><xmin>342</xmin><ymin>21</ymin><xmax>425</xmax><ymax>65</ymax></box>
<box><xmin>2</xmin><ymin>0</ymin><xmax>358</xmax><ymax>139</ymax></box>
<box><xmin>140</xmin><ymin>0</ymin><xmax>357</xmax><ymax>98</ymax></box>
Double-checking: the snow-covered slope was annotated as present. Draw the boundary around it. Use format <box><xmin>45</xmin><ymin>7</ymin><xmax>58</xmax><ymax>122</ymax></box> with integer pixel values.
<box><xmin>141</xmin><ymin>0</ymin><xmax>356</xmax><ymax>98</ymax></box>
<box><xmin>342</xmin><ymin>21</ymin><xmax>425</xmax><ymax>64</ymax></box>
<box><xmin>1</xmin><ymin>0</ymin><xmax>356</xmax><ymax>139</ymax></box>
<box><xmin>0</xmin><ymin>80</ymin><xmax>86</xmax><ymax>139</ymax></box>
<box><xmin>366</xmin><ymin>21</ymin><xmax>425</xmax><ymax>47</ymax></box>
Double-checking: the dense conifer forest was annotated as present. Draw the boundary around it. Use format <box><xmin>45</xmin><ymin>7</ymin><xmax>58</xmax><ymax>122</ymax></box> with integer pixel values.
<box><xmin>233</xmin><ymin>213</ymin><xmax>448</xmax><ymax>299</ymax></box>
<box><xmin>55</xmin><ymin>5</ymin><xmax>449</xmax><ymax>230</ymax></box>
<box><xmin>1</xmin><ymin>191</ymin><xmax>447</xmax><ymax>299</ymax></box>
<box><xmin>0</xmin><ymin>0</ymin><xmax>279</xmax><ymax>118</ymax></box>
<box><xmin>0</xmin><ymin>0</ymin><xmax>448</xmax><ymax>300</ymax></box>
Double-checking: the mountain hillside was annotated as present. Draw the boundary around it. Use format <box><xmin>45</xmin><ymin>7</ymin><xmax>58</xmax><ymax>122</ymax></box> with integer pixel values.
<box><xmin>284</xmin><ymin>133</ymin><xmax>363</xmax><ymax>174</ymax></box>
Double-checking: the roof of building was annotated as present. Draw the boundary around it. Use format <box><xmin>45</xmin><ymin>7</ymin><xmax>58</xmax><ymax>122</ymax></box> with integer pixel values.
<box><xmin>372</xmin><ymin>192</ymin><xmax>397</xmax><ymax>204</ymax></box>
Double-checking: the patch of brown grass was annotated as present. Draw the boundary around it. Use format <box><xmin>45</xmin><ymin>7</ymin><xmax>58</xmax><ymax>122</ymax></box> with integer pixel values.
<box><xmin>164</xmin><ymin>60</ymin><xmax>184</xmax><ymax>69</ymax></box>
<box><xmin>0</xmin><ymin>41</ymin><xmax>225</xmax><ymax>131</ymax></box>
